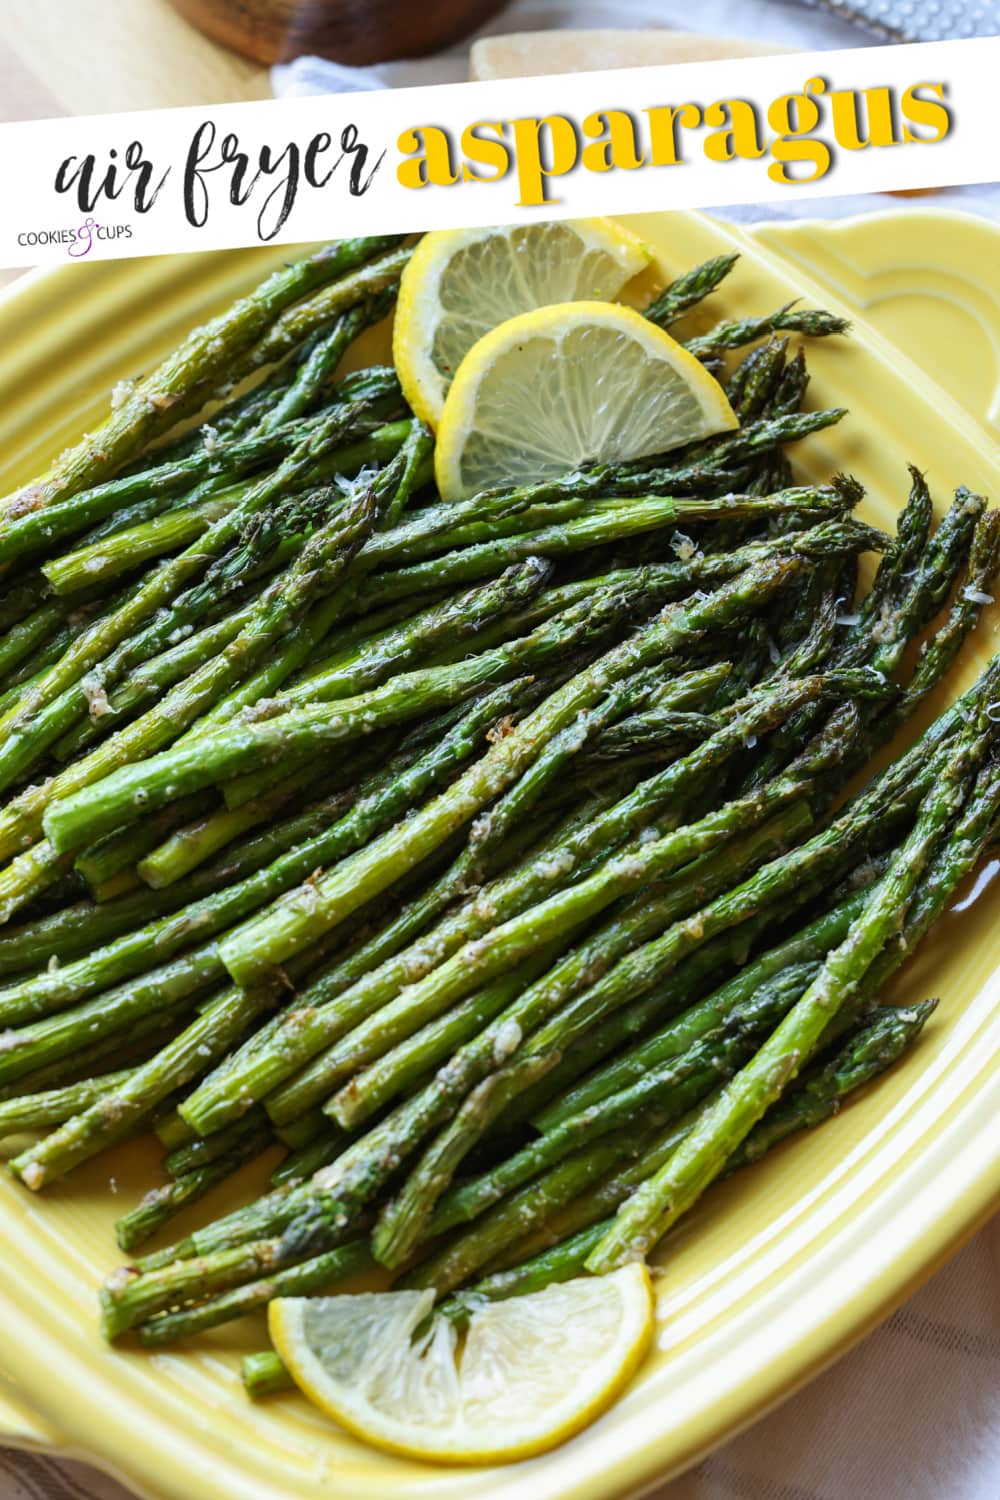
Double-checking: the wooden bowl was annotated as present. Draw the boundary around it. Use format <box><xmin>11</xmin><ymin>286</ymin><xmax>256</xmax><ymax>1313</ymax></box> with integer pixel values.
<box><xmin>166</xmin><ymin>0</ymin><xmax>506</xmax><ymax>67</ymax></box>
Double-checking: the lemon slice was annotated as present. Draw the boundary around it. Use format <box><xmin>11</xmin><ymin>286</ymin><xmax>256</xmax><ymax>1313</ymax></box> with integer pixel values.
<box><xmin>434</xmin><ymin>301</ymin><xmax>738</xmax><ymax>501</ymax></box>
<box><xmin>394</xmin><ymin>221</ymin><xmax>651</xmax><ymax>427</ymax></box>
<box><xmin>268</xmin><ymin>1265</ymin><xmax>653</xmax><ymax>1464</ymax></box>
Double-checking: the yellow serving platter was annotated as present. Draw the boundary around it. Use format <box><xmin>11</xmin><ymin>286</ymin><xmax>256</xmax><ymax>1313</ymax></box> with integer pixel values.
<box><xmin>0</xmin><ymin>207</ymin><xmax>998</xmax><ymax>1500</ymax></box>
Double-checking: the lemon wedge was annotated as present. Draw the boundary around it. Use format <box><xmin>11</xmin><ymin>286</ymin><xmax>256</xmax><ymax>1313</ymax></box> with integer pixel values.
<box><xmin>268</xmin><ymin>1265</ymin><xmax>653</xmax><ymax>1464</ymax></box>
<box><xmin>434</xmin><ymin>301</ymin><xmax>738</xmax><ymax>501</ymax></box>
<box><xmin>394</xmin><ymin>221</ymin><xmax>651</xmax><ymax>428</ymax></box>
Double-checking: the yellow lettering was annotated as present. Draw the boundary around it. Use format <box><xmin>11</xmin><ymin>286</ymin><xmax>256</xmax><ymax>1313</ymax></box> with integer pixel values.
<box><xmin>644</xmin><ymin>103</ymin><xmax>702</xmax><ymax>166</ymax></box>
<box><xmin>510</xmin><ymin>116</ymin><xmax>579</xmax><ymax>207</ymax></box>
<box><xmin>581</xmin><ymin>110</ymin><xmax>646</xmax><ymax>172</ymax></box>
<box><xmin>461</xmin><ymin>121</ymin><xmax>511</xmax><ymax>183</ymax></box>
<box><xmin>396</xmin><ymin>126</ymin><xmax>459</xmax><ymax>189</ymax></box>
<box><xmin>901</xmin><ymin>82</ymin><xmax>951</xmax><ymax>143</ymax></box>
<box><xmin>767</xmin><ymin>79</ymin><xmax>830</xmax><ymax>185</ymax></box>
<box><xmin>703</xmin><ymin>99</ymin><xmax>765</xmax><ymax>163</ymax></box>
<box><xmin>830</xmin><ymin>87</ymin><xmax>897</xmax><ymax>151</ymax></box>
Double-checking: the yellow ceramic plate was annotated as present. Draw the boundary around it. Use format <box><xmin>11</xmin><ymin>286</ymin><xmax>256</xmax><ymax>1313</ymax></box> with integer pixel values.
<box><xmin>0</xmin><ymin>209</ymin><xmax>999</xmax><ymax>1500</ymax></box>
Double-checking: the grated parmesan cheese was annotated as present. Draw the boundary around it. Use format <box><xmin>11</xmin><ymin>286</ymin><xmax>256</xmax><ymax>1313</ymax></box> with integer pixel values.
<box><xmin>81</xmin><ymin>672</ymin><xmax>112</xmax><ymax>721</ymax></box>
<box><xmin>492</xmin><ymin>1019</ymin><xmax>522</xmax><ymax>1064</ymax></box>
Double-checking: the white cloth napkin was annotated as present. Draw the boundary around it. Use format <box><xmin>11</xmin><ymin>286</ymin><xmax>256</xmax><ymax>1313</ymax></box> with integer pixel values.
<box><xmin>3</xmin><ymin>5</ymin><xmax>998</xmax><ymax>1498</ymax></box>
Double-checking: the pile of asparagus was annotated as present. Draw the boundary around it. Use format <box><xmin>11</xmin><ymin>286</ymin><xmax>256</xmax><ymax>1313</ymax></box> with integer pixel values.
<box><xmin>0</xmin><ymin>233</ymin><xmax>996</xmax><ymax>1398</ymax></box>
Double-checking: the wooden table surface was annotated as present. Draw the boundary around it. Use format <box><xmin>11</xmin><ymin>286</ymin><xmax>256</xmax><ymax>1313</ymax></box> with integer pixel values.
<box><xmin>0</xmin><ymin>0</ymin><xmax>270</xmax><ymax>122</ymax></box>
<box><xmin>1</xmin><ymin>0</ymin><xmax>271</xmax><ymax>286</ymax></box>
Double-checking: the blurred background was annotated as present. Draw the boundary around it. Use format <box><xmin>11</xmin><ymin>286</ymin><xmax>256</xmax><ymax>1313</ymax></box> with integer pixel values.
<box><xmin>2</xmin><ymin>0</ymin><xmax>997</xmax><ymax>124</ymax></box>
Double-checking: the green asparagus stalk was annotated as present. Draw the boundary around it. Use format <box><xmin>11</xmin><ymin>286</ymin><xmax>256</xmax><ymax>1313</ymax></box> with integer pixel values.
<box><xmin>208</xmin><ymin>557</ymin><xmax>554</xmax><ymax>732</ymax></box>
<box><xmin>534</xmin><ymin>880</ymin><xmax>876</xmax><ymax>1132</ymax></box>
<box><xmin>434</xmin><ymin>1000</ymin><xmax>936</xmax><ymax>1317</ymax></box>
<box><xmin>404</xmin><ymin>1133</ymin><xmax>647</xmax><ymax>1297</ymax></box>
<box><xmin>24</xmin><ymin>402</ymin><xmax>379</xmax><ymax>587</ymax></box>
<box><xmin>726</xmin><ymin>999</ymin><xmax>939</xmax><ymax>1169</ymax></box>
<box><xmin>586</xmin><ymin>713</ymin><xmax>989</xmax><ymax>1270</ymax></box>
<box><xmin>643</xmin><ymin>254</ymin><xmax>740</xmax><ymax>328</ymax></box>
<box><xmin>0</xmin><ymin>685</ymin><xmax>530</xmax><ymax>1027</ymax></box>
<box><xmin>727</xmin><ymin>338</ymin><xmax>788</xmax><ymax>422</ymax></box>
<box><xmin>257</xmin><ymin>673</ymin><xmax>869</xmax><ymax>1132</ymax></box>
<box><xmin>365</xmin><ymin>702</ymin><xmax>966</xmax><ymax>1263</ymax></box>
<box><xmin>229</xmin><ymin>246</ymin><xmax>412</xmax><ymax>379</ymax></box>
<box><xmin>138</xmin><ymin>1239</ymin><xmax>375</xmax><ymax>1347</ymax></box>
<box><xmin>243</xmin><ymin>1352</ymin><xmax>294</xmax><ymax>1398</ymax></box>
<box><xmin>99</xmin><ymin>1182</ymin><xmax>372</xmax><ymax>1339</ymax></box>
<box><xmin>0</xmin><ymin>484</ymin><xmax>379</xmax><ymax>918</ymax></box>
<box><xmin>0</xmin><ymin>237</ymin><xmax>404</xmax><ymax>517</ymax></box>
<box><xmin>421</xmin><ymin>1005</ymin><xmax>807</xmax><ymax>1244</ymax></box>
<box><xmin>40</xmin><ymin>575</ymin><xmax>647</xmax><ymax>852</ymax></box>
<box><xmin>172</xmin><ymin>567</ymin><xmax>811</xmax><ymax>1133</ymax></box>
<box><xmin>352</xmin><ymin>483</ymin><xmax>850</xmax><ymax>607</ymax></box>
<box><xmin>259</xmin><ymin>297</ymin><xmax>392</xmax><ymax>432</ymax></box>
<box><xmin>164</xmin><ymin>431</ymin><xmax>434</xmax><ymax>744</ymax></box>
<box><xmin>327</xmin><ymin>683</ymin><xmax>870</xmax><ymax>1133</ymax></box>
<box><xmin>366</xmin><ymin>806</ymin><xmax>822</xmax><ymax>1270</ymax></box>
<box><xmin>0</xmin><ymin>1066</ymin><xmax>136</xmax><ymax>1135</ymax></box>
<box><xmin>256</xmin><ymin>795</ymin><xmax>622</xmax><ymax>1130</ymax></box>
<box><xmin>163</xmin><ymin>1111</ymin><xmax>272</xmax><ymax>1177</ymax></box>
<box><xmin>214</xmin><ymin>554</ymin><xmax>814</xmax><ymax>988</ymax></box>
<box><xmin>114</xmin><ymin>1120</ymin><xmax>276</xmax><ymax>1252</ymax></box>
<box><xmin>685</xmin><ymin>304</ymin><xmax>849</xmax><ymax>360</ymax></box>
<box><xmin>270</xmin><ymin>1131</ymin><xmax>345</xmax><ymax>1188</ymax></box>
<box><xmin>0</xmin><ymin>416</ymin><xmax>383</xmax><ymax>866</ymax></box>
<box><xmin>8</xmin><ymin>977</ymin><xmax>274</xmax><ymax>1180</ymax></box>
<box><xmin>307</xmin><ymin>806</ymin><xmax>808</xmax><ymax>1254</ymax></box>
<box><xmin>135</xmin><ymin>777</ymin><xmax>315</xmax><ymax>890</ymax></box>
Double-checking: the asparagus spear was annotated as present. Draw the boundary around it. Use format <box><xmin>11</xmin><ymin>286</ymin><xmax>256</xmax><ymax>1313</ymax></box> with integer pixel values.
<box><xmin>173</xmin><ymin>570</ymin><xmax>815</xmax><ymax>1132</ymax></box>
<box><xmin>41</xmin><ymin>573</ymin><xmax>653</xmax><ymax>853</ymax></box>
<box><xmin>643</xmin><ymin>254</ymin><xmax>740</xmax><ymax>328</ymax></box>
<box><xmin>0</xmin><ymin>1066</ymin><xmax>136</xmax><ymax>1135</ymax></box>
<box><xmin>728</xmin><ymin>338</ymin><xmax>789</xmax><ymax>422</ymax></box>
<box><xmin>432</xmin><ymin>1000</ymin><xmax>936</xmax><ymax>1320</ymax></box>
<box><xmin>167</xmin><ymin>424</ymin><xmax>436</xmax><ymax>743</ymax></box>
<box><xmin>363</xmin><ymin>702</ymin><xmax>965</xmax><ymax>1262</ymax></box>
<box><xmin>0</xmin><ymin>415</ymin><xmax>385</xmax><ymax>869</ymax></box>
<box><xmin>164</xmin><ymin>1111</ymin><xmax>273</xmax><ymax>1177</ymax></box>
<box><xmin>137</xmin><ymin>1239</ymin><xmax>376</xmax><ymax>1347</ymax></box>
<box><xmin>586</xmin><ymin>712</ymin><xmax>990</xmax><ymax>1270</ymax></box>
<box><xmin>256</xmin><ymin>676</ymin><xmax>869</xmax><ymax>1132</ymax></box>
<box><xmin>114</xmin><ymin>1120</ymin><xmax>276</xmax><ymax>1252</ymax></box>
<box><xmin>420</xmin><ymin>975</ymin><xmax>813</xmax><ymax>1244</ymax></box>
<box><xmin>256</xmin><ymin>793</ymin><xmax>629</xmax><ymax>1129</ymax></box>
<box><xmin>213</xmin><ymin>554</ymin><xmax>817</xmax><ymax>987</ymax></box>
<box><xmin>298</xmin><ymin>807</ymin><xmax>808</xmax><ymax>1252</ymax></box>
<box><xmin>0</xmin><ymin>236</ymin><xmax>405</xmax><ymax>517</ymax></box>
<box><xmin>205</xmin><ymin>558</ymin><xmax>554</xmax><ymax>732</ymax></box>
<box><xmin>297</xmin><ymin>516</ymin><xmax>876</xmax><ymax>709</ymax></box>
<box><xmin>404</xmin><ymin>1133</ymin><xmax>651</xmax><ymax>1297</ymax></box>
<box><xmin>230</xmin><ymin>246</ymin><xmax>412</xmax><ymax>378</ymax></box>
<box><xmin>727</xmin><ymin>1000</ymin><xmax>939</xmax><ymax>1169</ymax></box>
<box><xmin>270</xmin><ymin>1131</ymin><xmax>345</xmax><ymax>1188</ymax></box>
<box><xmin>327</xmin><ymin>684</ymin><xmax>871</xmax><ymax>1132</ymax></box>
<box><xmin>685</xmin><ymin>305</ymin><xmax>850</xmax><ymax>360</ymax></box>
<box><xmin>0</xmin><ymin>685</ymin><xmax>531</xmax><ymax>1027</ymax></box>
<box><xmin>258</xmin><ymin>295</ymin><xmax>394</xmax><ymax>432</ymax></box>
<box><xmin>3</xmin><ymin>394</ymin><xmax>382</xmax><ymax>576</ymax></box>
<box><xmin>534</xmin><ymin>880</ymin><xmax>876</xmax><ymax>1132</ymax></box>
<box><xmin>354</xmin><ymin>482</ymin><xmax>851</xmax><ymax>606</ymax></box>
<box><xmin>243</xmin><ymin>1353</ymin><xmax>294</xmax><ymax>1398</ymax></box>
<box><xmin>366</xmin><ymin>811</ymin><xmax>824</xmax><ymax>1270</ymax></box>
<box><xmin>41</xmin><ymin>432</ymin><xmax>374</xmax><ymax>598</ymax></box>
<box><xmin>10</xmin><ymin>977</ymin><xmax>283</xmax><ymax>1187</ymax></box>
